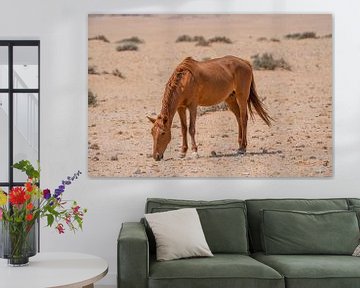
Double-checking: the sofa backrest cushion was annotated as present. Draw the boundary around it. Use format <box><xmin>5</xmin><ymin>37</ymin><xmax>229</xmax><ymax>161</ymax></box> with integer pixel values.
<box><xmin>261</xmin><ymin>209</ymin><xmax>359</xmax><ymax>255</ymax></box>
<box><xmin>145</xmin><ymin>198</ymin><xmax>249</xmax><ymax>254</ymax></box>
<box><xmin>246</xmin><ymin>198</ymin><xmax>349</xmax><ymax>252</ymax></box>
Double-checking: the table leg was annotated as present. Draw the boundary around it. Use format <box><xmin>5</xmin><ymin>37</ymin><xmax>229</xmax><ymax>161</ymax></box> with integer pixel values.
<box><xmin>82</xmin><ymin>284</ymin><xmax>94</xmax><ymax>288</ymax></box>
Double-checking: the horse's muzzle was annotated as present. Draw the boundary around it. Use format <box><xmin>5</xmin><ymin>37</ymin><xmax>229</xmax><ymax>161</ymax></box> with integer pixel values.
<box><xmin>154</xmin><ymin>153</ymin><xmax>164</xmax><ymax>161</ymax></box>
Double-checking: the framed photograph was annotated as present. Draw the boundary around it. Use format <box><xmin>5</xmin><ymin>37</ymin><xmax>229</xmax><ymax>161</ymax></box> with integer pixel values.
<box><xmin>88</xmin><ymin>14</ymin><xmax>332</xmax><ymax>177</ymax></box>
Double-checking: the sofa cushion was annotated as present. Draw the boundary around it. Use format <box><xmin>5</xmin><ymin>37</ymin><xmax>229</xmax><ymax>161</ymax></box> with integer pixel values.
<box><xmin>252</xmin><ymin>252</ymin><xmax>360</xmax><ymax>288</ymax></box>
<box><xmin>261</xmin><ymin>209</ymin><xmax>359</xmax><ymax>255</ymax></box>
<box><xmin>246</xmin><ymin>198</ymin><xmax>349</xmax><ymax>252</ymax></box>
<box><xmin>146</xmin><ymin>198</ymin><xmax>248</xmax><ymax>254</ymax></box>
<box><xmin>347</xmin><ymin>198</ymin><xmax>360</xmax><ymax>207</ymax></box>
<box><xmin>349</xmin><ymin>205</ymin><xmax>360</xmax><ymax>228</ymax></box>
<box><xmin>145</xmin><ymin>208</ymin><xmax>213</xmax><ymax>261</ymax></box>
<box><xmin>149</xmin><ymin>254</ymin><xmax>284</xmax><ymax>288</ymax></box>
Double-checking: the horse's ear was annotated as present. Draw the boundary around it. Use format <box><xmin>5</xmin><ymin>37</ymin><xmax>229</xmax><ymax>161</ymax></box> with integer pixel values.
<box><xmin>147</xmin><ymin>116</ymin><xmax>156</xmax><ymax>124</ymax></box>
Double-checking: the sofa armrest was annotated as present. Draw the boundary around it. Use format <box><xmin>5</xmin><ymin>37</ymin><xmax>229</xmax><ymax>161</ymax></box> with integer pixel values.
<box><xmin>118</xmin><ymin>222</ymin><xmax>149</xmax><ymax>288</ymax></box>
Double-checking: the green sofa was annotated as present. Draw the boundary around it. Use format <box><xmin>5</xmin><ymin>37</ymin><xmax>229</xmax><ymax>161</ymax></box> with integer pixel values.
<box><xmin>118</xmin><ymin>198</ymin><xmax>360</xmax><ymax>288</ymax></box>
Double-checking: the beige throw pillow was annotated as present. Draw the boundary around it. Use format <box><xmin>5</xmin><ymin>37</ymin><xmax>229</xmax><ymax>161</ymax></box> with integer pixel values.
<box><xmin>145</xmin><ymin>208</ymin><xmax>213</xmax><ymax>261</ymax></box>
<box><xmin>353</xmin><ymin>244</ymin><xmax>360</xmax><ymax>256</ymax></box>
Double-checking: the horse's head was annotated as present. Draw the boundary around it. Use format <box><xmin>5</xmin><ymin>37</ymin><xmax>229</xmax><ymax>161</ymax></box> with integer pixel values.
<box><xmin>147</xmin><ymin>114</ymin><xmax>171</xmax><ymax>161</ymax></box>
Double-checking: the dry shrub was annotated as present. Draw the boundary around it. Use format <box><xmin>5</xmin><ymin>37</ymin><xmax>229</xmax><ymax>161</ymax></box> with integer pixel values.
<box><xmin>198</xmin><ymin>103</ymin><xmax>228</xmax><ymax>116</ymax></box>
<box><xmin>117</xmin><ymin>36</ymin><xmax>144</xmax><ymax>44</ymax></box>
<box><xmin>88</xmin><ymin>65</ymin><xmax>100</xmax><ymax>75</ymax></box>
<box><xmin>176</xmin><ymin>35</ymin><xmax>194</xmax><ymax>42</ymax></box>
<box><xmin>193</xmin><ymin>35</ymin><xmax>206</xmax><ymax>42</ymax></box>
<box><xmin>285</xmin><ymin>32</ymin><xmax>318</xmax><ymax>40</ymax></box>
<box><xmin>195</xmin><ymin>38</ymin><xmax>210</xmax><ymax>47</ymax></box>
<box><xmin>176</xmin><ymin>35</ymin><xmax>231</xmax><ymax>46</ymax></box>
<box><xmin>257</xmin><ymin>37</ymin><xmax>268</xmax><ymax>42</ymax></box>
<box><xmin>257</xmin><ymin>37</ymin><xmax>280</xmax><ymax>43</ymax></box>
<box><xmin>112</xmin><ymin>69</ymin><xmax>125</xmax><ymax>79</ymax></box>
<box><xmin>88</xmin><ymin>35</ymin><xmax>110</xmax><ymax>43</ymax></box>
<box><xmin>88</xmin><ymin>90</ymin><xmax>98</xmax><ymax>107</ymax></box>
<box><xmin>251</xmin><ymin>53</ymin><xmax>291</xmax><ymax>71</ymax></box>
<box><xmin>116</xmin><ymin>43</ymin><xmax>138</xmax><ymax>51</ymax></box>
<box><xmin>208</xmin><ymin>36</ymin><xmax>232</xmax><ymax>44</ymax></box>
<box><xmin>270</xmin><ymin>38</ymin><xmax>280</xmax><ymax>42</ymax></box>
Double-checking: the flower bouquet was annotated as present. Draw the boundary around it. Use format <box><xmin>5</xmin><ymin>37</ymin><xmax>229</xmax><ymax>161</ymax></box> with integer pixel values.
<box><xmin>0</xmin><ymin>160</ymin><xmax>87</xmax><ymax>266</ymax></box>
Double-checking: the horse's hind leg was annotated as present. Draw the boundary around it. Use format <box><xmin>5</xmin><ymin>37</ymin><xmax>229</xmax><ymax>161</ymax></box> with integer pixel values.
<box><xmin>188</xmin><ymin>105</ymin><xmax>199</xmax><ymax>158</ymax></box>
<box><xmin>234</xmin><ymin>86</ymin><xmax>250</xmax><ymax>154</ymax></box>
<box><xmin>225</xmin><ymin>93</ymin><xmax>244</xmax><ymax>154</ymax></box>
<box><xmin>177</xmin><ymin>106</ymin><xmax>188</xmax><ymax>158</ymax></box>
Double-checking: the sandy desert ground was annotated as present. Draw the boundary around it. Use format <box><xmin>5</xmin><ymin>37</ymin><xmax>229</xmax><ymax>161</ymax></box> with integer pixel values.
<box><xmin>88</xmin><ymin>14</ymin><xmax>332</xmax><ymax>177</ymax></box>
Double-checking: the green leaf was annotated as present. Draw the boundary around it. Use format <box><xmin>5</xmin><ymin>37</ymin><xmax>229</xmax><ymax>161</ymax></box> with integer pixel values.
<box><xmin>47</xmin><ymin>214</ymin><xmax>54</xmax><ymax>227</ymax></box>
<box><xmin>12</xmin><ymin>160</ymin><xmax>40</xmax><ymax>180</ymax></box>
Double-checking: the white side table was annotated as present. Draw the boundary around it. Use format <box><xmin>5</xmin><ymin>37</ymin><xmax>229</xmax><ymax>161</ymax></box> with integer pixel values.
<box><xmin>0</xmin><ymin>252</ymin><xmax>108</xmax><ymax>288</ymax></box>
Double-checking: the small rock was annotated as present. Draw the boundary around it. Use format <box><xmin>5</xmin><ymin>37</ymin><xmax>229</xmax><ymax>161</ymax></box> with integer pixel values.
<box><xmin>210</xmin><ymin>151</ymin><xmax>217</xmax><ymax>157</ymax></box>
<box><xmin>111</xmin><ymin>155</ymin><xmax>118</xmax><ymax>161</ymax></box>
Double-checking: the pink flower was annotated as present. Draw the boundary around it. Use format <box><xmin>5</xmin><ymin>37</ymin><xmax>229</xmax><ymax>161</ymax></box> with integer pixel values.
<box><xmin>56</xmin><ymin>223</ymin><xmax>65</xmax><ymax>234</ymax></box>
<box><xmin>0</xmin><ymin>208</ymin><xmax>3</xmax><ymax>220</ymax></box>
<box><xmin>72</xmin><ymin>205</ymin><xmax>80</xmax><ymax>215</ymax></box>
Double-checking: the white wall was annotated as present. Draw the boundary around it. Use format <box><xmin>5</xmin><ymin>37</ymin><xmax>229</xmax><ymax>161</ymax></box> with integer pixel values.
<box><xmin>1</xmin><ymin>0</ymin><xmax>360</xmax><ymax>285</ymax></box>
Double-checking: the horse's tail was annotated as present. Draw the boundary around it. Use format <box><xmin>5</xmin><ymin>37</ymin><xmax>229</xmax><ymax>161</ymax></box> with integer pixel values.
<box><xmin>248</xmin><ymin>72</ymin><xmax>273</xmax><ymax>126</ymax></box>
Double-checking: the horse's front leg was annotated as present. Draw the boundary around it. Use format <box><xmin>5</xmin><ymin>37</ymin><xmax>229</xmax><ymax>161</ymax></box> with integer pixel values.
<box><xmin>189</xmin><ymin>106</ymin><xmax>199</xmax><ymax>158</ymax></box>
<box><xmin>177</xmin><ymin>107</ymin><xmax>188</xmax><ymax>158</ymax></box>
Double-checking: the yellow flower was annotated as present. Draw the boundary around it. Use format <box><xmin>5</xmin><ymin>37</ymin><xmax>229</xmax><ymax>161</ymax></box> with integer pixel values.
<box><xmin>0</xmin><ymin>189</ymin><xmax>7</xmax><ymax>206</ymax></box>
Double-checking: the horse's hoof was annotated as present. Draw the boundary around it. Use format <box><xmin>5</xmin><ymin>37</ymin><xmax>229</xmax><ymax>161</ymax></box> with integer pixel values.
<box><xmin>237</xmin><ymin>149</ymin><xmax>246</xmax><ymax>155</ymax></box>
<box><xmin>179</xmin><ymin>152</ymin><xmax>186</xmax><ymax>159</ymax></box>
<box><xmin>192</xmin><ymin>152</ymin><xmax>199</xmax><ymax>159</ymax></box>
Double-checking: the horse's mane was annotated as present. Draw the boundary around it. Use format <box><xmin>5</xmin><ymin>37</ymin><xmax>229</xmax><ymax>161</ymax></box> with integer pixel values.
<box><xmin>160</xmin><ymin>57</ymin><xmax>195</xmax><ymax>117</ymax></box>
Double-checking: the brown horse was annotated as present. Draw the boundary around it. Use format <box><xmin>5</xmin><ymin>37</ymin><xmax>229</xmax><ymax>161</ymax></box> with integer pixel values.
<box><xmin>147</xmin><ymin>55</ymin><xmax>273</xmax><ymax>161</ymax></box>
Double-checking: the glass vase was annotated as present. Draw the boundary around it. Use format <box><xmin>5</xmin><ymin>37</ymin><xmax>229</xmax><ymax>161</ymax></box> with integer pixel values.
<box><xmin>0</xmin><ymin>220</ymin><xmax>37</xmax><ymax>266</ymax></box>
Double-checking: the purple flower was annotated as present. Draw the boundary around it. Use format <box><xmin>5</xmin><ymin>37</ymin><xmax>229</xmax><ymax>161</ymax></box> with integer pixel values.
<box><xmin>43</xmin><ymin>189</ymin><xmax>51</xmax><ymax>200</ymax></box>
<box><xmin>54</xmin><ymin>171</ymin><xmax>82</xmax><ymax>199</ymax></box>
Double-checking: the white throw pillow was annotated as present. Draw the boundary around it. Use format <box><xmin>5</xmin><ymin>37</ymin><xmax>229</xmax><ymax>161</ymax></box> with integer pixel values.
<box><xmin>353</xmin><ymin>244</ymin><xmax>360</xmax><ymax>256</ymax></box>
<box><xmin>145</xmin><ymin>208</ymin><xmax>213</xmax><ymax>261</ymax></box>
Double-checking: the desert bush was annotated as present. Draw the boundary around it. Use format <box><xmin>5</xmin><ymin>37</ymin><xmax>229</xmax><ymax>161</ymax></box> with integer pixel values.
<box><xmin>117</xmin><ymin>36</ymin><xmax>144</xmax><ymax>44</ymax></box>
<box><xmin>195</xmin><ymin>38</ymin><xmax>210</xmax><ymax>47</ymax></box>
<box><xmin>88</xmin><ymin>35</ymin><xmax>110</xmax><ymax>43</ymax></box>
<box><xmin>88</xmin><ymin>65</ymin><xmax>99</xmax><ymax>75</ymax></box>
<box><xmin>116</xmin><ymin>43</ymin><xmax>138</xmax><ymax>51</ymax></box>
<box><xmin>198</xmin><ymin>103</ymin><xmax>228</xmax><ymax>116</ymax></box>
<box><xmin>285</xmin><ymin>32</ymin><xmax>318</xmax><ymax>40</ymax></box>
<box><xmin>208</xmin><ymin>36</ymin><xmax>232</xmax><ymax>44</ymax></box>
<box><xmin>257</xmin><ymin>37</ymin><xmax>268</xmax><ymax>42</ymax></box>
<box><xmin>176</xmin><ymin>35</ymin><xmax>193</xmax><ymax>42</ymax></box>
<box><xmin>270</xmin><ymin>38</ymin><xmax>280</xmax><ymax>42</ymax></box>
<box><xmin>88</xmin><ymin>90</ymin><xmax>98</xmax><ymax>107</ymax></box>
<box><xmin>112</xmin><ymin>69</ymin><xmax>125</xmax><ymax>79</ymax></box>
<box><xmin>322</xmin><ymin>34</ymin><xmax>332</xmax><ymax>38</ymax></box>
<box><xmin>251</xmin><ymin>53</ymin><xmax>291</xmax><ymax>71</ymax></box>
<box><xmin>193</xmin><ymin>35</ymin><xmax>206</xmax><ymax>42</ymax></box>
